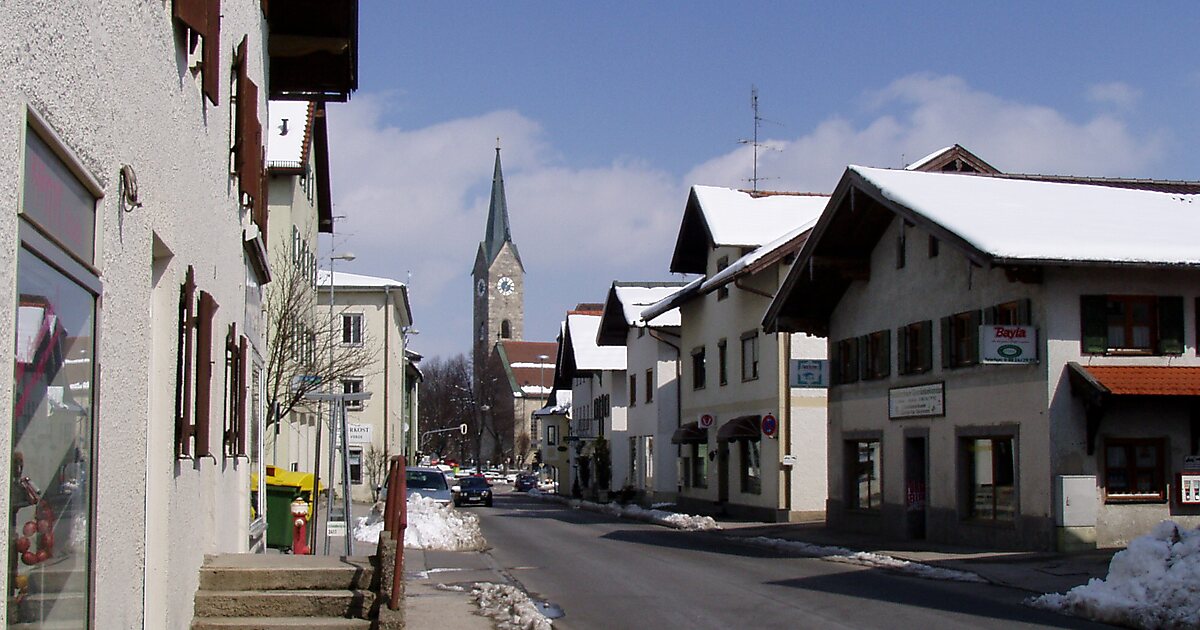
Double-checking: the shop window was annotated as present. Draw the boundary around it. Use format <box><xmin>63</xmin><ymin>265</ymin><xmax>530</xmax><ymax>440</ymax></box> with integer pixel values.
<box><xmin>629</xmin><ymin>374</ymin><xmax>637</xmax><ymax>406</ymax></box>
<box><xmin>741</xmin><ymin>331</ymin><xmax>759</xmax><ymax>381</ymax></box>
<box><xmin>941</xmin><ymin>310</ymin><xmax>981</xmax><ymax>369</ymax></box>
<box><xmin>342</xmin><ymin>313</ymin><xmax>363</xmax><ymax>345</ymax></box>
<box><xmin>859</xmin><ymin>330</ymin><xmax>890</xmax><ymax>380</ymax></box>
<box><xmin>740</xmin><ymin>440</ymin><xmax>762</xmax><ymax>494</ymax></box>
<box><xmin>349</xmin><ymin>447</ymin><xmax>363</xmax><ymax>484</ymax></box>
<box><xmin>717</xmin><ymin>339</ymin><xmax>728</xmax><ymax>386</ymax></box>
<box><xmin>691</xmin><ymin>443</ymin><xmax>708</xmax><ymax>488</ymax></box>
<box><xmin>963</xmin><ymin>437</ymin><xmax>1016</xmax><ymax>521</ymax></box>
<box><xmin>691</xmin><ymin>346</ymin><xmax>706</xmax><ymax>390</ymax></box>
<box><xmin>716</xmin><ymin>256</ymin><xmax>730</xmax><ymax>300</ymax></box>
<box><xmin>645</xmin><ymin>369</ymin><xmax>654</xmax><ymax>403</ymax></box>
<box><xmin>1103</xmin><ymin>439</ymin><xmax>1166</xmax><ymax>502</ymax></box>
<box><xmin>172</xmin><ymin>0</ymin><xmax>221</xmax><ymax>105</ymax></box>
<box><xmin>847</xmin><ymin>440</ymin><xmax>881</xmax><ymax>510</ymax></box>
<box><xmin>898</xmin><ymin>320</ymin><xmax>933</xmax><ymax>375</ymax></box>
<box><xmin>1081</xmin><ymin>295</ymin><xmax>1183</xmax><ymax>355</ymax></box>
<box><xmin>830</xmin><ymin>337</ymin><xmax>860</xmax><ymax>385</ymax></box>
<box><xmin>342</xmin><ymin>377</ymin><xmax>364</xmax><ymax>410</ymax></box>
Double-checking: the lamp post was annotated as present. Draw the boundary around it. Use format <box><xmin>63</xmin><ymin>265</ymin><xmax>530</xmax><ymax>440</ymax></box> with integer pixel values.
<box><xmin>312</xmin><ymin>251</ymin><xmax>355</xmax><ymax>553</ymax></box>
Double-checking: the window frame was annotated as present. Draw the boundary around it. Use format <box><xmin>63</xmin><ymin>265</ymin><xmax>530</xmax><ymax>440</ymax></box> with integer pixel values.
<box><xmin>644</xmin><ymin>368</ymin><xmax>653</xmax><ymax>403</ymax></box>
<box><xmin>897</xmin><ymin>320</ymin><xmax>933</xmax><ymax>375</ymax></box>
<box><xmin>342</xmin><ymin>377</ymin><xmax>364</xmax><ymax>411</ymax></box>
<box><xmin>942</xmin><ymin>310</ymin><xmax>981</xmax><ymax>369</ymax></box>
<box><xmin>961</xmin><ymin>435</ymin><xmax>1017</xmax><ymax>522</ymax></box>
<box><xmin>546</xmin><ymin>425</ymin><xmax>558</xmax><ymax>446</ymax></box>
<box><xmin>1102</xmin><ymin>438</ymin><xmax>1167</xmax><ymax>503</ymax></box>
<box><xmin>691</xmin><ymin>442</ymin><xmax>708</xmax><ymax>489</ymax></box>
<box><xmin>860</xmin><ymin>329</ymin><xmax>890</xmax><ymax>380</ymax></box>
<box><xmin>740</xmin><ymin>331</ymin><xmax>760</xmax><ymax>382</ymax></box>
<box><xmin>691</xmin><ymin>346</ymin><xmax>706</xmax><ymax>390</ymax></box>
<box><xmin>341</xmin><ymin>312</ymin><xmax>363</xmax><ymax>346</ymax></box>
<box><xmin>717</xmin><ymin>339</ymin><xmax>728</xmax><ymax>386</ymax></box>
<box><xmin>1081</xmin><ymin>295</ymin><xmax>1183</xmax><ymax>356</ymax></box>
<box><xmin>629</xmin><ymin>373</ymin><xmax>637</xmax><ymax>406</ymax></box>
<box><xmin>846</xmin><ymin>439</ymin><xmax>881</xmax><ymax>511</ymax></box>
<box><xmin>348</xmin><ymin>446</ymin><xmax>363</xmax><ymax>484</ymax></box>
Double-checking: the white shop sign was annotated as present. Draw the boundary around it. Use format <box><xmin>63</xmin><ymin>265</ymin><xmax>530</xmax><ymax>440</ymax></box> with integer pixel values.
<box><xmin>347</xmin><ymin>423</ymin><xmax>372</xmax><ymax>445</ymax></box>
<box><xmin>889</xmin><ymin>382</ymin><xmax>945</xmax><ymax>419</ymax></box>
<box><xmin>980</xmin><ymin>325</ymin><xmax>1038</xmax><ymax>364</ymax></box>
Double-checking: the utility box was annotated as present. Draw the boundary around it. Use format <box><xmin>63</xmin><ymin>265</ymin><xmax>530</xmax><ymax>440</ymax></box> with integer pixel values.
<box><xmin>1054</xmin><ymin>475</ymin><xmax>1097</xmax><ymax>527</ymax></box>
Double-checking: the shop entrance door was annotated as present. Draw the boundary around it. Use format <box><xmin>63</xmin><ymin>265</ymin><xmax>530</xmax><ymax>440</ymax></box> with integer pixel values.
<box><xmin>905</xmin><ymin>436</ymin><xmax>928</xmax><ymax>539</ymax></box>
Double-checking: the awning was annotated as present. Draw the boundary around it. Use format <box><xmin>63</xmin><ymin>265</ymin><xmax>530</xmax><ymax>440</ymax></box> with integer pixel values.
<box><xmin>671</xmin><ymin>422</ymin><xmax>707</xmax><ymax>445</ymax></box>
<box><xmin>717</xmin><ymin>415</ymin><xmax>761</xmax><ymax>442</ymax></box>
<box><xmin>1066</xmin><ymin>362</ymin><xmax>1200</xmax><ymax>455</ymax></box>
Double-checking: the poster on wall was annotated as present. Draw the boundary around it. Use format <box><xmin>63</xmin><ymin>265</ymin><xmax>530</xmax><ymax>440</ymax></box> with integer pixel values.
<box><xmin>979</xmin><ymin>325</ymin><xmax>1038</xmax><ymax>364</ymax></box>
<box><xmin>889</xmin><ymin>382</ymin><xmax>945</xmax><ymax>419</ymax></box>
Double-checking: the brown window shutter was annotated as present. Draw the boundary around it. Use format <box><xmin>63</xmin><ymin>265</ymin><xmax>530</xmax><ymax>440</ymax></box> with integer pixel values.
<box><xmin>224</xmin><ymin>323</ymin><xmax>238</xmax><ymax>455</ymax></box>
<box><xmin>233</xmin><ymin>37</ymin><xmax>249</xmax><ymax>176</ymax></box>
<box><xmin>173</xmin><ymin>0</ymin><xmax>208</xmax><ymax>42</ymax></box>
<box><xmin>195</xmin><ymin>290</ymin><xmax>219</xmax><ymax>458</ymax></box>
<box><xmin>202</xmin><ymin>0</ymin><xmax>221</xmax><ymax>105</ymax></box>
<box><xmin>176</xmin><ymin>266</ymin><xmax>197</xmax><ymax>458</ymax></box>
<box><xmin>237</xmin><ymin>335</ymin><xmax>248</xmax><ymax>457</ymax></box>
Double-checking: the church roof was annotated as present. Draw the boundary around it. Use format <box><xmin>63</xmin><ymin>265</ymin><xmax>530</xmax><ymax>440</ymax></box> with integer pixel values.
<box><xmin>480</xmin><ymin>148</ymin><xmax>523</xmax><ymax>269</ymax></box>
<box><xmin>495</xmin><ymin>340</ymin><xmax>557</xmax><ymax>397</ymax></box>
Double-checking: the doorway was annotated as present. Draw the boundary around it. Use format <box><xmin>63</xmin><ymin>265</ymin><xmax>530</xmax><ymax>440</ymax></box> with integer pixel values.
<box><xmin>904</xmin><ymin>436</ymin><xmax>928</xmax><ymax>539</ymax></box>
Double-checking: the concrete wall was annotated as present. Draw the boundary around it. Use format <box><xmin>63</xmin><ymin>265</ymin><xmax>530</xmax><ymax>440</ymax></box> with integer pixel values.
<box><xmin>0</xmin><ymin>2</ymin><xmax>268</xmax><ymax>626</ymax></box>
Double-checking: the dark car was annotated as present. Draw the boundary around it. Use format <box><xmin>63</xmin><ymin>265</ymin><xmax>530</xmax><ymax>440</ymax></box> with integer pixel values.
<box><xmin>514</xmin><ymin>473</ymin><xmax>537</xmax><ymax>492</ymax></box>
<box><xmin>454</xmin><ymin>475</ymin><xmax>493</xmax><ymax>507</ymax></box>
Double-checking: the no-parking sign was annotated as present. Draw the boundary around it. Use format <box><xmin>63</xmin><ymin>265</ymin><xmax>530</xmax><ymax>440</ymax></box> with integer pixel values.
<box><xmin>761</xmin><ymin>413</ymin><xmax>778</xmax><ymax>439</ymax></box>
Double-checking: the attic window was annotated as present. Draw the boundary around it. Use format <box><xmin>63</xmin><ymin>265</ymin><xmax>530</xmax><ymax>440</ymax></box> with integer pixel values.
<box><xmin>173</xmin><ymin>0</ymin><xmax>221</xmax><ymax>105</ymax></box>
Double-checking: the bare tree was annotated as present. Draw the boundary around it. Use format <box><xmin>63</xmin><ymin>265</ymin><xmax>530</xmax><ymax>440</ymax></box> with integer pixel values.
<box><xmin>363</xmin><ymin>443</ymin><xmax>389</xmax><ymax>502</ymax></box>
<box><xmin>262</xmin><ymin>258</ymin><xmax>378</xmax><ymax>431</ymax></box>
<box><xmin>417</xmin><ymin>355</ymin><xmax>476</xmax><ymax>462</ymax></box>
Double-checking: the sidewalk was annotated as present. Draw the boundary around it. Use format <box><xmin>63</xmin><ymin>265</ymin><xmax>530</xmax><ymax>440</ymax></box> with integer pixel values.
<box><xmin>711</xmin><ymin>519</ymin><xmax>1118</xmax><ymax>595</ymax></box>
<box><xmin>403</xmin><ymin>548</ymin><xmax>500</xmax><ymax>630</ymax></box>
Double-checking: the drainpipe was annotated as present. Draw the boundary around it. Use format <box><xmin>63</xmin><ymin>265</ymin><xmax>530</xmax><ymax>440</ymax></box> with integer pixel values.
<box><xmin>781</xmin><ymin>332</ymin><xmax>792</xmax><ymax>516</ymax></box>
<box><xmin>734</xmin><ymin>276</ymin><xmax>774</xmax><ymax>299</ymax></box>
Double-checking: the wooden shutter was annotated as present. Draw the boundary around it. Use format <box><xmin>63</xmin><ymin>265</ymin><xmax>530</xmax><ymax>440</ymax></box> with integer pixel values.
<box><xmin>195</xmin><ymin>291</ymin><xmax>219</xmax><ymax>458</ymax></box>
<box><xmin>967</xmin><ymin>310</ymin><xmax>982</xmax><ymax>365</ymax></box>
<box><xmin>829</xmin><ymin>339</ymin><xmax>841</xmax><ymax>385</ymax></box>
<box><xmin>879</xmin><ymin>329</ymin><xmax>891</xmax><ymax>378</ymax></box>
<box><xmin>202</xmin><ymin>0</ymin><xmax>220</xmax><ymax>105</ymax></box>
<box><xmin>1080</xmin><ymin>295</ymin><xmax>1108</xmax><ymax>354</ymax></box>
<box><xmin>176</xmin><ymin>266</ymin><xmax>197</xmax><ymax>458</ymax></box>
<box><xmin>939</xmin><ymin>316</ymin><xmax>952</xmax><ymax>369</ymax></box>
<box><xmin>1017</xmin><ymin>299</ymin><xmax>1032</xmax><ymax>326</ymax></box>
<box><xmin>1157</xmin><ymin>296</ymin><xmax>1184</xmax><ymax>355</ymax></box>
<box><xmin>237</xmin><ymin>335</ymin><xmax>248</xmax><ymax>456</ymax></box>
<box><xmin>173</xmin><ymin>0</ymin><xmax>207</xmax><ymax>44</ymax></box>
<box><xmin>918</xmin><ymin>320</ymin><xmax>933</xmax><ymax>373</ymax></box>
<box><xmin>846</xmin><ymin>338</ymin><xmax>860</xmax><ymax>384</ymax></box>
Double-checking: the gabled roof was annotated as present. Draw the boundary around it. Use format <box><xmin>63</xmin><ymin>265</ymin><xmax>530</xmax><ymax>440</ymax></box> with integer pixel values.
<box><xmin>495</xmin><ymin>340</ymin><xmax>557</xmax><ymax>397</ymax></box>
<box><xmin>905</xmin><ymin>144</ymin><xmax>1000</xmax><ymax>174</ymax></box>
<box><xmin>318</xmin><ymin>270</ymin><xmax>413</xmax><ymax>326</ymax></box>
<box><xmin>764</xmin><ymin>165</ymin><xmax>1200</xmax><ymax>336</ymax></box>
<box><xmin>555</xmin><ymin>312</ymin><xmax>626</xmax><ymax>385</ymax></box>
<box><xmin>596</xmin><ymin>282</ymin><xmax>688</xmax><ymax>346</ymax></box>
<box><xmin>669</xmin><ymin>186</ymin><xmax>830</xmax><ymax>274</ymax></box>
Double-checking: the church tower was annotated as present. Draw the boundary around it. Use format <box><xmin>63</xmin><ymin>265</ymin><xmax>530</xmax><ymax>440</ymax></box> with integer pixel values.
<box><xmin>472</xmin><ymin>146</ymin><xmax>525</xmax><ymax>384</ymax></box>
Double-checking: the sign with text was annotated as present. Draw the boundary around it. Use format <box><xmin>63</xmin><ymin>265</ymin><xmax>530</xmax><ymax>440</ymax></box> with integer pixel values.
<box><xmin>347</xmin><ymin>423</ymin><xmax>372</xmax><ymax>445</ymax></box>
<box><xmin>980</xmin><ymin>325</ymin><xmax>1038</xmax><ymax>364</ymax></box>
<box><xmin>889</xmin><ymin>383</ymin><xmax>945</xmax><ymax>419</ymax></box>
<box><xmin>789</xmin><ymin>359</ymin><xmax>829</xmax><ymax>388</ymax></box>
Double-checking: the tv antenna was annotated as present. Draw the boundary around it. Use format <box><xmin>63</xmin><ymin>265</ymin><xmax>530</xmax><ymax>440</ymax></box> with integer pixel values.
<box><xmin>738</xmin><ymin>85</ymin><xmax>782</xmax><ymax>192</ymax></box>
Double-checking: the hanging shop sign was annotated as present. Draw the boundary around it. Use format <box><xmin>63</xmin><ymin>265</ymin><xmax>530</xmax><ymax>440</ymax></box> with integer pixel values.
<box><xmin>979</xmin><ymin>325</ymin><xmax>1038</xmax><ymax>364</ymax></box>
<box><xmin>889</xmin><ymin>382</ymin><xmax>945</xmax><ymax>419</ymax></box>
<box><xmin>789</xmin><ymin>359</ymin><xmax>829</xmax><ymax>388</ymax></box>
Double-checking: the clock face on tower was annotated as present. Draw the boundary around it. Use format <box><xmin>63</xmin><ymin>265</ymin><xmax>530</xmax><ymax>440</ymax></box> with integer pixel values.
<box><xmin>476</xmin><ymin>278</ymin><xmax>486</xmax><ymax>297</ymax></box>
<box><xmin>497</xmin><ymin>276</ymin><xmax>516</xmax><ymax>296</ymax></box>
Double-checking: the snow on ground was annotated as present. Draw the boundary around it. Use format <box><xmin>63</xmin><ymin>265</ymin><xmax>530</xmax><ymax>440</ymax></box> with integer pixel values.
<box><xmin>740</xmin><ymin>536</ymin><xmax>986</xmax><ymax>583</ymax></box>
<box><xmin>471</xmin><ymin>582</ymin><xmax>553</xmax><ymax>630</ymax></box>
<box><xmin>528</xmin><ymin>490</ymin><xmax>719</xmax><ymax>531</ymax></box>
<box><xmin>353</xmin><ymin>495</ymin><xmax>487</xmax><ymax>551</ymax></box>
<box><xmin>1028</xmin><ymin>521</ymin><xmax>1200</xmax><ymax>629</ymax></box>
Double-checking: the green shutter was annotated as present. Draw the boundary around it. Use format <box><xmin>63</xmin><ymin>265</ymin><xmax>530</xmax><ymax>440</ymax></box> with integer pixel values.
<box><xmin>1080</xmin><ymin>295</ymin><xmax>1108</xmax><ymax>354</ymax></box>
<box><xmin>829</xmin><ymin>339</ymin><xmax>841</xmax><ymax>385</ymax></box>
<box><xmin>1158</xmin><ymin>296</ymin><xmax>1184</xmax><ymax>355</ymax></box>
<box><xmin>968</xmin><ymin>310</ymin><xmax>982</xmax><ymax>365</ymax></box>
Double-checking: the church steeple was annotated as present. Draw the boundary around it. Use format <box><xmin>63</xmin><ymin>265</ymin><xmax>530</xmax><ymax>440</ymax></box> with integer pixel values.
<box><xmin>482</xmin><ymin>144</ymin><xmax>521</xmax><ymax>268</ymax></box>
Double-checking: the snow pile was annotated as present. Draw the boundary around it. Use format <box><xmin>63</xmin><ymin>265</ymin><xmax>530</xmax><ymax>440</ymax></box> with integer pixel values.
<box><xmin>1029</xmin><ymin>521</ymin><xmax>1200</xmax><ymax>629</ymax></box>
<box><xmin>742</xmin><ymin>536</ymin><xmax>986</xmax><ymax>583</ymax></box>
<box><xmin>353</xmin><ymin>495</ymin><xmax>487</xmax><ymax>551</ymax></box>
<box><xmin>471</xmin><ymin>582</ymin><xmax>553</xmax><ymax>630</ymax></box>
<box><xmin>529</xmin><ymin>491</ymin><xmax>720</xmax><ymax>531</ymax></box>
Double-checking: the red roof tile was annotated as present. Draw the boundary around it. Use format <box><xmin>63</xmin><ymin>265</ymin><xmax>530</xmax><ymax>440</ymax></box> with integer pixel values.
<box><xmin>1080</xmin><ymin>366</ymin><xmax>1200</xmax><ymax>396</ymax></box>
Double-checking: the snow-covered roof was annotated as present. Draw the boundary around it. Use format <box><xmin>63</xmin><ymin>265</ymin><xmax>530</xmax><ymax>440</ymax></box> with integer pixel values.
<box><xmin>318</xmin><ymin>269</ymin><xmax>406</xmax><ymax>288</ymax></box>
<box><xmin>853</xmin><ymin>165</ymin><xmax>1200</xmax><ymax>265</ymax></box>
<box><xmin>640</xmin><ymin>276</ymin><xmax>704</xmax><ymax>323</ymax></box>
<box><xmin>699</xmin><ymin>218</ymin><xmax>818</xmax><ymax>294</ymax></box>
<box><xmin>267</xmin><ymin>100</ymin><xmax>311</xmax><ymax>165</ymax></box>
<box><xmin>692</xmin><ymin>186</ymin><xmax>829</xmax><ymax>247</ymax></box>
<box><xmin>613</xmin><ymin>285</ymin><xmax>684</xmax><ymax>328</ymax></box>
<box><xmin>905</xmin><ymin>146</ymin><xmax>954</xmax><ymax>171</ymax></box>
<box><xmin>567</xmin><ymin>313</ymin><xmax>626</xmax><ymax>371</ymax></box>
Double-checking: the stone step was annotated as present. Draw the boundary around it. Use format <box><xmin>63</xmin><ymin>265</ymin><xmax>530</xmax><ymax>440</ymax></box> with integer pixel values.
<box><xmin>191</xmin><ymin>616</ymin><xmax>372</xmax><ymax>630</ymax></box>
<box><xmin>199</xmin><ymin>555</ymin><xmax>374</xmax><ymax>592</ymax></box>
<box><xmin>193</xmin><ymin>589</ymin><xmax>374</xmax><ymax>619</ymax></box>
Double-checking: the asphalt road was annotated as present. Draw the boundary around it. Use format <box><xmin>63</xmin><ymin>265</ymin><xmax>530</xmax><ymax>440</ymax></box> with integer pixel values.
<box><xmin>472</xmin><ymin>489</ymin><xmax>1111</xmax><ymax>630</ymax></box>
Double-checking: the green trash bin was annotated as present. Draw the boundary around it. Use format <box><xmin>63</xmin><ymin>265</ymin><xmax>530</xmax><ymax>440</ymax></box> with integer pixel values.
<box><xmin>265</xmin><ymin>482</ymin><xmax>302</xmax><ymax>550</ymax></box>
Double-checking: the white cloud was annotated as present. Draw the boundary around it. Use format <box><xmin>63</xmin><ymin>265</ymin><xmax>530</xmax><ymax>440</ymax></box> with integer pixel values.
<box><xmin>688</xmin><ymin>73</ymin><xmax>1166</xmax><ymax>191</ymax></box>
<box><xmin>327</xmin><ymin>75</ymin><xmax>1168</xmax><ymax>359</ymax></box>
<box><xmin>1086</xmin><ymin>81</ymin><xmax>1142</xmax><ymax>110</ymax></box>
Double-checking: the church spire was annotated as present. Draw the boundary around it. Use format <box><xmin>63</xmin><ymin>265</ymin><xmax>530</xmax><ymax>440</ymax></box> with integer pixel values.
<box><xmin>483</xmin><ymin>143</ymin><xmax>512</xmax><ymax>265</ymax></box>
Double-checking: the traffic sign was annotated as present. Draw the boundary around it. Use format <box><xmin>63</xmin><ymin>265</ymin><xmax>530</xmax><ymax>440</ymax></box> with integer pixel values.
<box><xmin>699</xmin><ymin>414</ymin><xmax>715</xmax><ymax>428</ymax></box>
<box><xmin>761</xmin><ymin>413</ymin><xmax>778</xmax><ymax>439</ymax></box>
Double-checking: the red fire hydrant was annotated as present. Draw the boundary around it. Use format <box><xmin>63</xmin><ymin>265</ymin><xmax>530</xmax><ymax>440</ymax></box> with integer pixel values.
<box><xmin>291</xmin><ymin>497</ymin><xmax>310</xmax><ymax>555</ymax></box>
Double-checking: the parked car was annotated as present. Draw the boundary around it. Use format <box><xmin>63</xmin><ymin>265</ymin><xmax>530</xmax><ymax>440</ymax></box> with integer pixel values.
<box><xmin>405</xmin><ymin>466</ymin><xmax>452</xmax><ymax>506</ymax></box>
<box><xmin>514</xmin><ymin>473</ymin><xmax>537</xmax><ymax>492</ymax></box>
<box><xmin>453</xmin><ymin>476</ymin><xmax>493</xmax><ymax>507</ymax></box>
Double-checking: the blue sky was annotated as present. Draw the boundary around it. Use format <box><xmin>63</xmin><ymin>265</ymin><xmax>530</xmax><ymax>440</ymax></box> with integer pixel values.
<box><xmin>322</xmin><ymin>2</ymin><xmax>1199</xmax><ymax>361</ymax></box>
